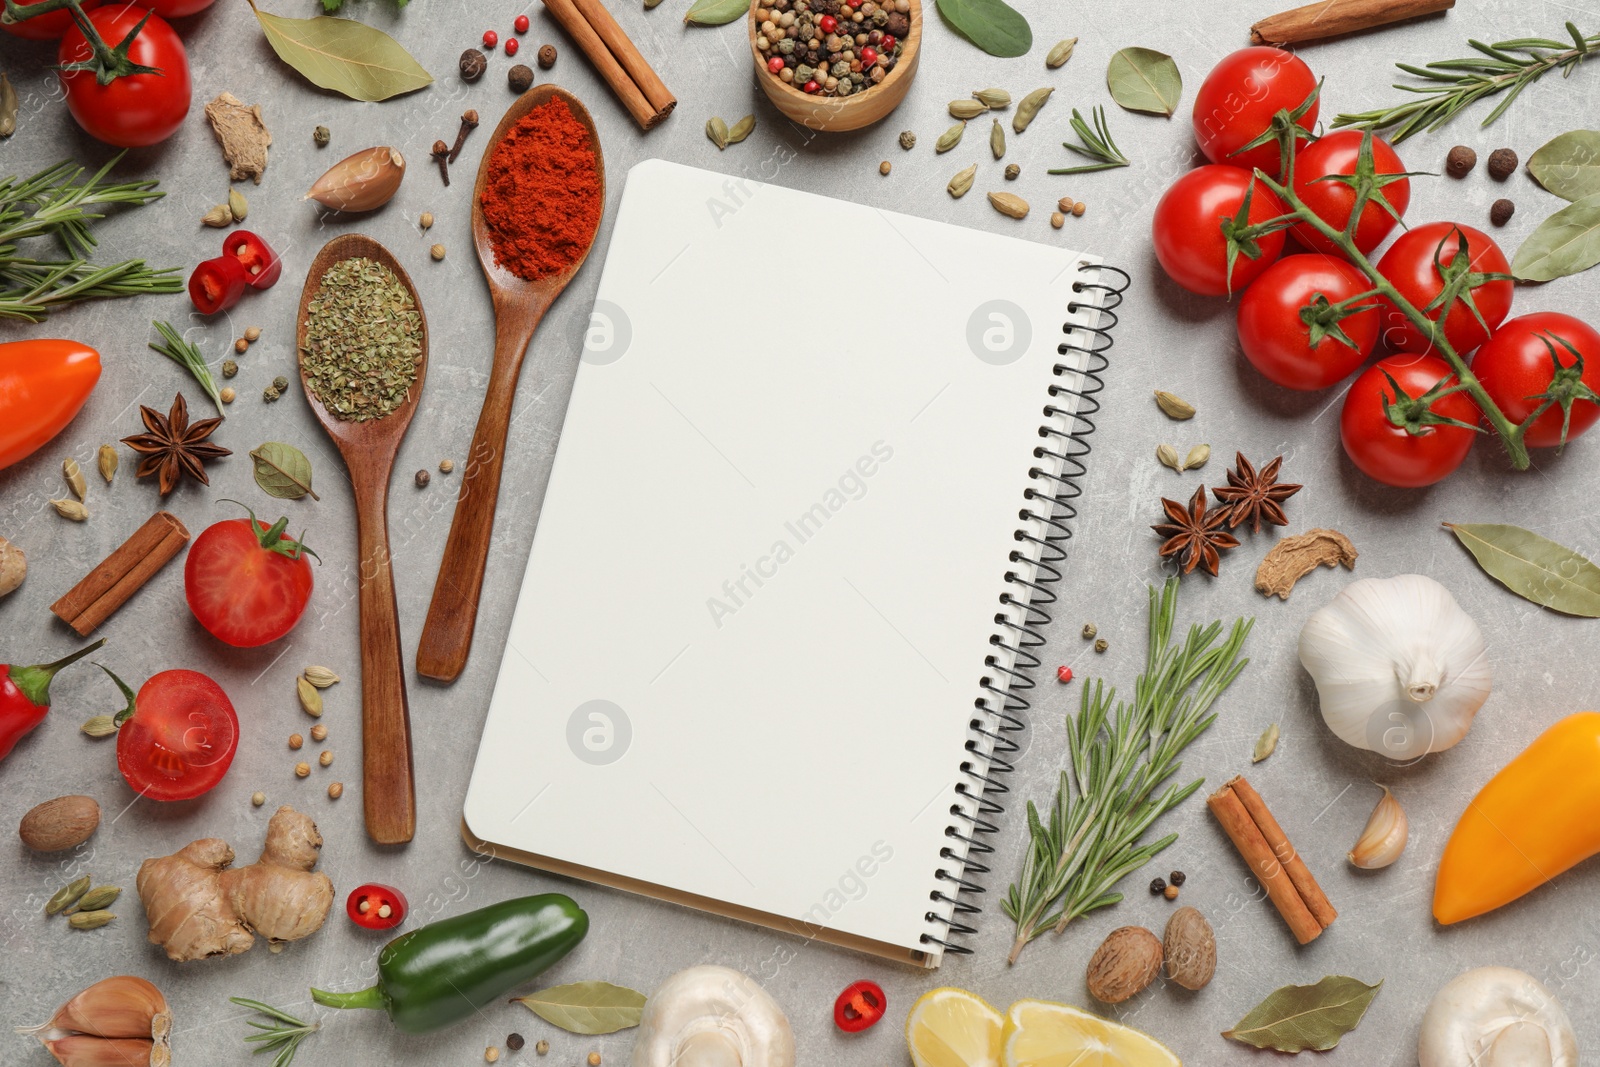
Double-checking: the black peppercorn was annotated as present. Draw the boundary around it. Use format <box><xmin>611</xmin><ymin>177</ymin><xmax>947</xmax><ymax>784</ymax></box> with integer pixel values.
<box><xmin>1169</xmin><ymin>869</ymin><xmax>1186</xmax><ymax>887</ymax></box>
<box><xmin>1149</xmin><ymin>877</ymin><xmax>1167</xmax><ymax>895</ymax></box>
<box><xmin>1490</xmin><ymin>198</ymin><xmax>1515</xmax><ymax>227</ymax></box>
<box><xmin>506</xmin><ymin>1034</ymin><xmax>526</xmax><ymax>1052</ymax></box>
<box><xmin>1445</xmin><ymin>144</ymin><xmax>1476</xmax><ymax>178</ymax></box>
<box><xmin>415</xmin><ymin>469</ymin><xmax>431</xmax><ymax>488</ymax></box>
<box><xmin>459</xmin><ymin>48</ymin><xmax>487</xmax><ymax>82</ymax></box>
<box><xmin>508</xmin><ymin>63</ymin><xmax>535</xmax><ymax>93</ymax></box>
<box><xmin>537</xmin><ymin>43</ymin><xmax>557</xmax><ymax>69</ymax></box>
<box><xmin>1487</xmin><ymin>147</ymin><xmax>1518</xmax><ymax>181</ymax></box>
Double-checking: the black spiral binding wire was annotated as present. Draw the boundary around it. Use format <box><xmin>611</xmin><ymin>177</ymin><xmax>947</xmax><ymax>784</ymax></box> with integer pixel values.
<box><xmin>920</xmin><ymin>261</ymin><xmax>1130</xmax><ymax>958</ymax></box>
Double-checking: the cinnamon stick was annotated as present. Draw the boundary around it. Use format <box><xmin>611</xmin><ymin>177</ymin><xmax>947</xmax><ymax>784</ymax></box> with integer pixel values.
<box><xmin>540</xmin><ymin>0</ymin><xmax>674</xmax><ymax>130</ymax></box>
<box><xmin>1251</xmin><ymin>0</ymin><xmax>1455</xmax><ymax>46</ymax></box>
<box><xmin>568</xmin><ymin>0</ymin><xmax>676</xmax><ymax>118</ymax></box>
<box><xmin>51</xmin><ymin>511</ymin><xmax>190</xmax><ymax>636</ymax></box>
<box><xmin>1208</xmin><ymin>782</ymin><xmax>1324</xmax><ymax>944</ymax></box>
<box><xmin>1228</xmin><ymin>775</ymin><xmax>1338</xmax><ymax>928</ymax></box>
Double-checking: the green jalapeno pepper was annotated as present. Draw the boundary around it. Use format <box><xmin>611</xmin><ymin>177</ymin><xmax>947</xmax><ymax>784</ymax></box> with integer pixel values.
<box><xmin>311</xmin><ymin>893</ymin><xmax>588</xmax><ymax>1033</ymax></box>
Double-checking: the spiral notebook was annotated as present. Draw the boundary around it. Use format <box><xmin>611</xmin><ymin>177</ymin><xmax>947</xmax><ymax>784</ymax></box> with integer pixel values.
<box><xmin>462</xmin><ymin>159</ymin><xmax>1124</xmax><ymax>966</ymax></box>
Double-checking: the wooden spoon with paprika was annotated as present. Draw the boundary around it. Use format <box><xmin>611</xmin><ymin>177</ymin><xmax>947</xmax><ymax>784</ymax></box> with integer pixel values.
<box><xmin>416</xmin><ymin>87</ymin><xmax>605</xmax><ymax>683</ymax></box>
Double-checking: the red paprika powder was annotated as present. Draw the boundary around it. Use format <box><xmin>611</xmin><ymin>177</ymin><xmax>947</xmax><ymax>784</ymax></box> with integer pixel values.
<box><xmin>480</xmin><ymin>98</ymin><xmax>603</xmax><ymax>281</ymax></box>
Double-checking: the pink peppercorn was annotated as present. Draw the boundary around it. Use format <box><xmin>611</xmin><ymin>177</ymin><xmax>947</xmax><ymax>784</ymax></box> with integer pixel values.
<box><xmin>482</xmin><ymin>28</ymin><xmax>498</xmax><ymax>48</ymax></box>
<box><xmin>803</xmin><ymin>79</ymin><xmax>820</xmax><ymax>93</ymax></box>
<box><xmin>767</xmin><ymin>56</ymin><xmax>785</xmax><ymax>73</ymax></box>
<box><xmin>505</xmin><ymin>37</ymin><xmax>519</xmax><ymax>56</ymax></box>
<box><xmin>514</xmin><ymin>13</ymin><xmax>530</xmax><ymax>32</ymax></box>
<box><xmin>1056</xmin><ymin>665</ymin><xmax>1073</xmax><ymax>683</ymax></box>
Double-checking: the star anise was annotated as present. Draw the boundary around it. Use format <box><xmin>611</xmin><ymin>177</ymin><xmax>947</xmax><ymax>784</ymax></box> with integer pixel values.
<box><xmin>122</xmin><ymin>393</ymin><xmax>231</xmax><ymax>496</ymax></box>
<box><xmin>1153</xmin><ymin>485</ymin><xmax>1239</xmax><ymax>577</ymax></box>
<box><xmin>1212</xmin><ymin>453</ymin><xmax>1302</xmax><ymax>534</ymax></box>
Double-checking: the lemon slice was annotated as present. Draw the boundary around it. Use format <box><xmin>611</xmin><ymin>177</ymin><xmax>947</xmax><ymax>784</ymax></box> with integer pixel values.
<box><xmin>1002</xmin><ymin>999</ymin><xmax>1181</xmax><ymax>1067</ymax></box>
<box><xmin>906</xmin><ymin>987</ymin><xmax>1005</xmax><ymax>1067</ymax></box>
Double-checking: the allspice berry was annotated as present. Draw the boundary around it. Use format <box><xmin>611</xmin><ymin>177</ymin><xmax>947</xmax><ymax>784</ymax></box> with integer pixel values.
<box><xmin>415</xmin><ymin>469</ymin><xmax>431</xmax><ymax>488</ymax></box>
<box><xmin>1446</xmin><ymin>144</ymin><xmax>1477</xmax><ymax>177</ymax></box>
<box><xmin>459</xmin><ymin>48</ymin><xmax>487</xmax><ymax>82</ymax></box>
<box><xmin>537</xmin><ymin>43</ymin><xmax>557</xmax><ymax>69</ymax></box>
<box><xmin>508</xmin><ymin>63</ymin><xmax>535</xmax><ymax>93</ymax></box>
<box><xmin>1487</xmin><ymin>147</ymin><xmax>1518</xmax><ymax>181</ymax></box>
<box><xmin>1490</xmin><ymin>198</ymin><xmax>1515</xmax><ymax>227</ymax></box>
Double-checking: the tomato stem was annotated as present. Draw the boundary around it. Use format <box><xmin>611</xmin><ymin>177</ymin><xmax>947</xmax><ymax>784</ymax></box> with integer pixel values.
<box><xmin>41</xmin><ymin>0</ymin><xmax>164</xmax><ymax>87</ymax></box>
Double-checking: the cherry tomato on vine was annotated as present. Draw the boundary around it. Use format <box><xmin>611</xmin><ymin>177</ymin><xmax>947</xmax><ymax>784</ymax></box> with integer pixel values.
<box><xmin>1341</xmin><ymin>354</ymin><xmax>1480</xmax><ymax>487</ymax></box>
<box><xmin>1375</xmin><ymin>221</ymin><xmax>1512</xmax><ymax>356</ymax></box>
<box><xmin>833</xmin><ymin>981</ymin><xmax>886</xmax><ymax>1033</ymax></box>
<box><xmin>185</xmin><ymin>506</ymin><xmax>317</xmax><ymax>648</ymax></box>
<box><xmin>1</xmin><ymin>0</ymin><xmax>101</xmax><ymax>39</ymax></box>
<box><xmin>1473</xmin><ymin>312</ymin><xmax>1600</xmax><ymax>449</ymax></box>
<box><xmin>107</xmin><ymin>667</ymin><xmax>239</xmax><ymax>802</ymax></box>
<box><xmin>1192</xmin><ymin>47</ymin><xmax>1319</xmax><ymax>177</ymax></box>
<box><xmin>135</xmin><ymin>0</ymin><xmax>217</xmax><ymax>16</ymax></box>
<box><xmin>347</xmin><ymin>884</ymin><xmax>409</xmax><ymax>930</ymax></box>
<box><xmin>1290</xmin><ymin>131</ymin><xmax>1412</xmax><ymax>255</ymax></box>
<box><xmin>1153</xmin><ymin>165</ymin><xmax>1287</xmax><ymax>297</ymax></box>
<box><xmin>1237</xmin><ymin>255</ymin><xmax>1379</xmax><ymax>390</ymax></box>
<box><xmin>57</xmin><ymin>5</ymin><xmax>191</xmax><ymax>148</ymax></box>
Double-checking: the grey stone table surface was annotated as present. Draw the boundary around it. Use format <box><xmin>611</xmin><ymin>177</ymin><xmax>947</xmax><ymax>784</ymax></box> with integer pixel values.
<box><xmin>3</xmin><ymin>0</ymin><xmax>1600</xmax><ymax>1064</ymax></box>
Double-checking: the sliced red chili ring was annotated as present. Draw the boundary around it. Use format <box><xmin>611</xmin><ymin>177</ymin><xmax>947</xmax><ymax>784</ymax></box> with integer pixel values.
<box><xmin>187</xmin><ymin>255</ymin><xmax>248</xmax><ymax>315</ymax></box>
<box><xmin>346</xmin><ymin>882</ymin><xmax>408</xmax><ymax>930</ymax></box>
<box><xmin>221</xmin><ymin>229</ymin><xmax>283</xmax><ymax>290</ymax></box>
<box><xmin>833</xmin><ymin>980</ymin><xmax>886</xmax><ymax>1033</ymax></box>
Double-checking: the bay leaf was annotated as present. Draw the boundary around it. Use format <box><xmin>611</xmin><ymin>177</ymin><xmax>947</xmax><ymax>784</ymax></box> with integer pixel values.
<box><xmin>1528</xmin><ymin>130</ymin><xmax>1600</xmax><ymax>202</ymax></box>
<box><xmin>251</xmin><ymin>442</ymin><xmax>319</xmax><ymax>501</ymax></box>
<box><xmin>684</xmin><ymin>0</ymin><xmax>747</xmax><ymax>25</ymax></box>
<box><xmin>1252</xmin><ymin>722</ymin><xmax>1279</xmax><ymax>763</ymax></box>
<box><xmin>1106</xmin><ymin>47</ymin><xmax>1182</xmax><ymax>117</ymax></box>
<box><xmin>247</xmin><ymin>0</ymin><xmax>432</xmax><ymax>102</ymax></box>
<box><xmin>513</xmin><ymin>981</ymin><xmax>647</xmax><ymax>1035</ymax></box>
<box><xmin>1445</xmin><ymin>522</ymin><xmax>1600</xmax><ymax>617</ymax></box>
<box><xmin>934</xmin><ymin>0</ymin><xmax>1032</xmax><ymax>59</ymax></box>
<box><xmin>1513</xmin><ymin>191</ymin><xmax>1600</xmax><ymax>282</ymax></box>
<box><xmin>1223</xmin><ymin>975</ymin><xmax>1382</xmax><ymax>1053</ymax></box>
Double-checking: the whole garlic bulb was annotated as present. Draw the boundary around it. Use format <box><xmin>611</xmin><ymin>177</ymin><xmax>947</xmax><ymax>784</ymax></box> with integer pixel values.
<box><xmin>1299</xmin><ymin>574</ymin><xmax>1490</xmax><ymax>761</ymax></box>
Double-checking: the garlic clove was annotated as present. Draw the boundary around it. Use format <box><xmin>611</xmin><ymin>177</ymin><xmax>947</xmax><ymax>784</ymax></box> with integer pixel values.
<box><xmin>41</xmin><ymin>1035</ymin><xmax>157</xmax><ymax>1067</ymax></box>
<box><xmin>305</xmin><ymin>146</ymin><xmax>406</xmax><ymax>212</ymax></box>
<box><xmin>1349</xmin><ymin>784</ymin><xmax>1408</xmax><ymax>869</ymax></box>
<box><xmin>44</xmin><ymin>976</ymin><xmax>168</xmax><ymax>1041</ymax></box>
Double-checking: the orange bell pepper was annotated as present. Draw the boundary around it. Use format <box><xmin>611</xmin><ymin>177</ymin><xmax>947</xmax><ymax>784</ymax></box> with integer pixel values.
<box><xmin>0</xmin><ymin>339</ymin><xmax>101</xmax><ymax>471</ymax></box>
<box><xmin>1434</xmin><ymin>712</ymin><xmax>1600</xmax><ymax>924</ymax></box>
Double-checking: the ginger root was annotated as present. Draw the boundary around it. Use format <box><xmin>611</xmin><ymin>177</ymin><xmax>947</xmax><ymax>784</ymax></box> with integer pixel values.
<box><xmin>136</xmin><ymin>806</ymin><xmax>333</xmax><ymax>962</ymax></box>
<box><xmin>1255</xmin><ymin>528</ymin><xmax>1358</xmax><ymax>600</ymax></box>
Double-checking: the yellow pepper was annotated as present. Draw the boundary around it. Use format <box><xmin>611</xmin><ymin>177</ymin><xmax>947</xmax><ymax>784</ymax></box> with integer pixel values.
<box><xmin>1434</xmin><ymin>712</ymin><xmax>1600</xmax><ymax>925</ymax></box>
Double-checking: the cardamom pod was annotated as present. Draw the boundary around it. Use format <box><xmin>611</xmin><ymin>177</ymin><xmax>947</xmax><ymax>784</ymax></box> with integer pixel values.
<box><xmin>63</xmin><ymin>458</ymin><xmax>86</xmax><ymax>501</ymax></box>
<box><xmin>645</xmin><ymin>0</ymin><xmax>664</xmax><ymax>8</ymax></box>
<box><xmin>51</xmin><ymin>499</ymin><xmax>88</xmax><ymax>522</ymax></box>
<box><xmin>990</xmin><ymin>119</ymin><xmax>1005</xmax><ymax>160</ymax></box>
<box><xmin>948</xmin><ymin>100</ymin><xmax>987</xmax><ymax>120</ymax></box>
<box><xmin>1013</xmin><ymin>87</ymin><xmax>1054</xmax><ymax>134</ymax></box>
<box><xmin>97</xmin><ymin>444</ymin><xmax>117</xmax><ymax>484</ymax></box>
<box><xmin>947</xmin><ymin>163</ymin><xmax>978</xmax><ymax>199</ymax></box>
<box><xmin>1045</xmin><ymin>37</ymin><xmax>1078</xmax><ymax>68</ymax></box>
<box><xmin>303</xmin><ymin>665</ymin><xmax>340</xmax><ymax>688</ymax></box>
<box><xmin>972</xmin><ymin>88</ymin><xmax>1011</xmax><ymax>109</ymax></box>
<box><xmin>305</xmin><ymin>146</ymin><xmax>406</xmax><ymax>213</ymax></box>
<box><xmin>201</xmin><ymin>203</ymin><xmax>233</xmax><ymax>228</ymax></box>
<box><xmin>725</xmin><ymin>115</ymin><xmax>755</xmax><ymax>145</ymax></box>
<box><xmin>73</xmin><ymin>886</ymin><xmax>121</xmax><ymax>912</ymax></box>
<box><xmin>46</xmin><ymin>875</ymin><xmax>90</xmax><ymax>916</ymax></box>
<box><xmin>297</xmin><ymin>675</ymin><xmax>324</xmax><ymax>717</ymax></box>
<box><xmin>935</xmin><ymin>121</ymin><xmax>966</xmax><ymax>153</ymax></box>
<box><xmin>987</xmin><ymin>191</ymin><xmax>1029</xmax><ymax>219</ymax></box>
<box><xmin>68</xmin><ymin>910</ymin><xmax>115</xmax><ymax>930</ymax></box>
<box><xmin>228</xmin><ymin>187</ymin><xmax>249</xmax><ymax>223</ymax></box>
<box><xmin>1157</xmin><ymin>443</ymin><xmax>1184</xmax><ymax>472</ymax></box>
<box><xmin>80</xmin><ymin>715</ymin><xmax>118</xmax><ymax>739</ymax></box>
<box><xmin>1184</xmin><ymin>443</ymin><xmax>1211</xmax><ymax>470</ymax></box>
<box><xmin>706</xmin><ymin>116</ymin><xmax>729</xmax><ymax>150</ymax></box>
<box><xmin>1153</xmin><ymin>390</ymin><xmax>1196</xmax><ymax>420</ymax></box>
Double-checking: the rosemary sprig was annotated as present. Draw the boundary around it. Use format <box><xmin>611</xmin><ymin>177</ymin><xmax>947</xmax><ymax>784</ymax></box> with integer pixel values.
<box><xmin>231</xmin><ymin>997</ymin><xmax>321</xmax><ymax>1067</ymax></box>
<box><xmin>1004</xmin><ymin>579</ymin><xmax>1251</xmax><ymax>964</ymax></box>
<box><xmin>1047</xmin><ymin>106</ymin><xmax>1130</xmax><ymax>175</ymax></box>
<box><xmin>1333</xmin><ymin>22</ymin><xmax>1600</xmax><ymax>142</ymax></box>
<box><xmin>149</xmin><ymin>320</ymin><xmax>224</xmax><ymax>415</ymax></box>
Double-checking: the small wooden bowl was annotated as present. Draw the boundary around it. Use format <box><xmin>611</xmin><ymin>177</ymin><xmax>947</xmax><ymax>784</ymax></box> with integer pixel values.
<box><xmin>748</xmin><ymin>0</ymin><xmax>921</xmax><ymax>132</ymax></box>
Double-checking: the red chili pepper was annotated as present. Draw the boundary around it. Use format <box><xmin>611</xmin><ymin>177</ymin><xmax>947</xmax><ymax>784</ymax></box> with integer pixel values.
<box><xmin>347</xmin><ymin>883</ymin><xmax>408</xmax><ymax>930</ymax></box>
<box><xmin>0</xmin><ymin>639</ymin><xmax>105</xmax><ymax>761</ymax></box>
<box><xmin>221</xmin><ymin>230</ymin><xmax>282</xmax><ymax>290</ymax></box>
<box><xmin>188</xmin><ymin>255</ymin><xmax>248</xmax><ymax>315</ymax></box>
<box><xmin>833</xmin><ymin>980</ymin><xmax>886</xmax><ymax>1033</ymax></box>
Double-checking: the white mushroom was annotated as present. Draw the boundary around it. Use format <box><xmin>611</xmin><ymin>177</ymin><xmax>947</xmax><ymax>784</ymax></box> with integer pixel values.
<box><xmin>632</xmin><ymin>965</ymin><xmax>795</xmax><ymax>1067</ymax></box>
<box><xmin>1418</xmin><ymin>967</ymin><xmax>1577</xmax><ymax>1067</ymax></box>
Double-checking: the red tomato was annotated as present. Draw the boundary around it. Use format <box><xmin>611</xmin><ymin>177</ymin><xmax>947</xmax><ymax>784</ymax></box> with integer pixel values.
<box><xmin>1341</xmin><ymin>354</ymin><xmax>1479</xmax><ymax>487</ymax></box>
<box><xmin>57</xmin><ymin>5</ymin><xmax>191</xmax><ymax>148</ymax></box>
<box><xmin>2</xmin><ymin>0</ymin><xmax>101</xmax><ymax>39</ymax></box>
<box><xmin>114</xmin><ymin>669</ymin><xmax>239</xmax><ymax>802</ymax></box>
<box><xmin>1290</xmin><ymin>131</ymin><xmax>1412</xmax><ymax>255</ymax></box>
<box><xmin>1473</xmin><ymin>312</ymin><xmax>1600</xmax><ymax>449</ymax></box>
<box><xmin>136</xmin><ymin>0</ymin><xmax>217</xmax><ymax>16</ymax></box>
<box><xmin>1192</xmin><ymin>47</ymin><xmax>1319</xmax><ymax>177</ymax></box>
<box><xmin>185</xmin><ymin>511</ymin><xmax>316</xmax><ymax>648</ymax></box>
<box><xmin>1375</xmin><ymin>222</ymin><xmax>1512</xmax><ymax>356</ymax></box>
<box><xmin>1237</xmin><ymin>255</ymin><xmax>1379</xmax><ymax>390</ymax></box>
<box><xmin>1153</xmin><ymin>165</ymin><xmax>1287</xmax><ymax>297</ymax></box>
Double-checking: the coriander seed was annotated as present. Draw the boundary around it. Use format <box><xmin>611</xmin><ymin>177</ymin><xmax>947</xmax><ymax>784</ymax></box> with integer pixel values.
<box><xmin>440</xmin><ymin>459</ymin><xmax>455</xmax><ymax>473</ymax></box>
<box><xmin>1490</xmin><ymin>197</ymin><xmax>1515</xmax><ymax>226</ymax></box>
<box><xmin>509</xmin><ymin>63</ymin><xmax>535</xmax><ymax>93</ymax></box>
<box><xmin>222</xmin><ymin>359</ymin><xmax>238</xmax><ymax>378</ymax></box>
<box><xmin>252</xmin><ymin>791</ymin><xmax>266</xmax><ymax>806</ymax></box>
<box><xmin>294</xmin><ymin>761</ymin><xmax>311</xmax><ymax>778</ymax></box>
<box><xmin>1072</xmin><ymin>201</ymin><xmax>1086</xmax><ymax>217</ymax></box>
<box><xmin>220</xmin><ymin>387</ymin><xmax>236</xmax><ymax>404</ymax></box>
<box><xmin>328</xmin><ymin>782</ymin><xmax>343</xmax><ymax>799</ymax></box>
<box><xmin>319</xmin><ymin>750</ymin><xmax>333</xmax><ymax>767</ymax></box>
<box><xmin>1058</xmin><ymin>196</ymin><xmax>1075</xmax><ymax>213</ymax></box>
<box><xmin>486</xmin><ymin>1047</ymin><xmax>500</xmax><ymax>1063</ymax></box>
<box><xmin>1487</xmin><ymin>147</ymin><xmax>1518</xmax><ymax>180</ymax></box>
<box><xmin>311</xmin><ymin>724</ymin><xmax>328</xmax><ymax>742</ymax></box>
<box><xmin>289</xmin><ymin>733</ymin><xmax>304</xmax><ymax>749</ymax></box>
<box><xmin>415</xmin><ymin>469</ymin><xmax>431</xmax><ymax>488</ymax></box>
<box><xmin>431</xmin><ymin>243</ymin><xmax>447</xmax><ymax>261</ymax></box>
<box><xmin>589</xmin><ymin>1054</ymin><xmax>601</xmax><ymax>1066</ymax></box>
<box><xmin>536</xmin><ymin>1040</ymin><xmax>549</xmax><ymax>1055</ymax></box>
<box><xmin>507</xmin><ymin>1035</ymin><xmax>526</xmax><ymax>1052</ymax></box>
<box><xmin>879</xmin><ymin>160</ymin><xmax>891</xmax><ymax>176</ymax></box>
<box><xmin>1164</xmin><ymin>883</ymin><xmax>1180</xmax><ymax>900</ymax></box>
<box><xmin>1446</xmin><ymin>144</ymin><xmax>1476</xmax><ymax>177</ymax></box>
<box><xmin>1050</xmin><ymin>211</ymin><xmax>1065</xmax><ymax>229</ymax></box>
<box><xmin>313</xmin><ymin>125</ymin><xmax>331</xmax><ymax>147</ymax></box>
<box><xmin>234</xmin><ymin>337</ymin><xmax>248</xmax><ymax>354</ymax></box>
<box><xmin>537</xmin><ymin>43</ymin><xmax>557</xmax><ymax>69</ymax></box>
<box><xmin>419</xmin><ymin>211</ymin><xmax>434</xmax><ymax>230</ymax></box>
<box><xmin>244</xmin><ymin>326</ymin><xmax>261</xmax><ymax>342</ymax></box>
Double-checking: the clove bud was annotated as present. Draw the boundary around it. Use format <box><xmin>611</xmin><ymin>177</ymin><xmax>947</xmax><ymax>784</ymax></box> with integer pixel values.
<box><xmin>305</xmin><ymin>146</ymin><xmax>406</xmax><ymax>213</ymax></box>
<box><xmin>430</xmin><ymin>139</ymin><xmax>451</xmax><ymax>186</ymax></box>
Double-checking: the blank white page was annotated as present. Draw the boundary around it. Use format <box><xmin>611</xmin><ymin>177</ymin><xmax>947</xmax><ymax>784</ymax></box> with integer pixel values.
<box><xmin>465</xmin><ymin>159</ymin><xmax>1106</xmax><ymax>965</ymax></box>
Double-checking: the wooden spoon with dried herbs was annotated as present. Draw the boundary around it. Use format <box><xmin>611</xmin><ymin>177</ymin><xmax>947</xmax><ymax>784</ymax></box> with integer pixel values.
<box><xmin>295</xmin><ymin>234</ymin><xmax>427</xmax><ymax>846</ymax></box>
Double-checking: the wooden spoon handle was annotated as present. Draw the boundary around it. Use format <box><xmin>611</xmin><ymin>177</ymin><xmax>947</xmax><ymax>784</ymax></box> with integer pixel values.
<box><xmin>351</xmin><ymin>465</ymin><xmax>416</xmax><ymax>845</ymax></box>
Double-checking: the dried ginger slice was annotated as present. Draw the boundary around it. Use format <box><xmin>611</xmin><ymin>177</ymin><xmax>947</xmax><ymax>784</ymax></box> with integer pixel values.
<box><xmin>1255</xmin><ymin>528</ymin><xmax>1357</xmax><ymax>600</ymax></box>
<box><xmin>204</xmin><ymin>92</ymin><xmax>271</xmax><ymax>183</ymax></box>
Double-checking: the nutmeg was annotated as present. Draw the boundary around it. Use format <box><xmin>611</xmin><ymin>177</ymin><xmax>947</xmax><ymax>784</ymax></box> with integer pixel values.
<box><xmin>19</xmin><ymin>795</ymin><xmax>101</xmax><ymax>852</ymax></box>
<box><xmin>1085</xmin><ymin>925</ymin><xmax>1163</xmax><ymax>1004</ymax></box>
<box><xmin>1162</xmin><ymin>906</ymin><xmax>1217</xmax><ymax>991</ymax></box>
